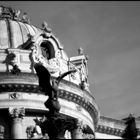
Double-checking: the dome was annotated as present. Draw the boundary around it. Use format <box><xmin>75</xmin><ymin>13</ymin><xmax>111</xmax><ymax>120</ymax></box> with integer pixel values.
<box><xmin>0</xmin><ymin>5</ymin><xmax>99</xmax><ymax>139</ymax></box>
<box><xmin>0</xmin><ymin>20</ymin><xmax>40</xmax><ymax>49</ymax></box>
<box><xmin>0</xmin><ymin>5</ymin><xmax>69</xmax><ymax>61</ymax></box>
<box><xmin>0</xmin><ymin>6</ymin><xmax>42</xmax><ymax>49</ymax></box>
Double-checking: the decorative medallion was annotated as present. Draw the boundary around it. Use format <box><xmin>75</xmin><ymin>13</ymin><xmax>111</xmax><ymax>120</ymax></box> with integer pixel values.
<box><xmin>9</xmin><ymin>92</ymin><xmax>21</xmax><ymax>99</ymax></box>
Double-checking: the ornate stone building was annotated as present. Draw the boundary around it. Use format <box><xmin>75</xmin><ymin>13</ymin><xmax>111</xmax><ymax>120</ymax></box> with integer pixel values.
<box><xmin>1</xmin><ymin>5</ymin><xmax>140</xmax><ymax>139</ymax></box>
<box><xmin>95</xmin><ymin>115</ymin><xmax>140</xmax><ymax>139</ymax></box>
<box><xmin>0</xmin><ymin>5</ymin><xmax>99</xmax><ymax>139</ymax></box>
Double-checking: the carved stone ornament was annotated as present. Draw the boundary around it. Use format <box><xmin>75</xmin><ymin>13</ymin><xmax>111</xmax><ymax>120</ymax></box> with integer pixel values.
<box><xmin>78</xmin><ymin>47</ymin><xmax>84</xmax><ymax>55</ymax></box>
<box><xmin>9</xmin><ymin>107</ymin><xmax>25</xmax><ymax>118</ymax></box>
<box><xmin>9</xmin><ymin>92</ymin><xmax>21</xmax><ymax>99</ymax></box>
<box><xmin>42</xmin><ymin>21</ymin><xmax>52</xmax><ymax>33</ymax></box>
<box><xmin>30</xmin><ymin>33</ymin><xmax>60</xmax><ymax>74</ymax></box>
<box><xmin>0</xmin><ymin>5</ymin><xmax>21</xmax><ymax>20</ymax></box>
<box><xmin>76</xmin><ymin>104</ymin><xmax>82</xmax><ymax>112</ymax></box>
<box><xmin>21</xmin><ymin>12</ymin><xmax>30</xmax><ymax>24</ymax></box>
<box><xmin>26</xmin><ymin>125</ymin><xmax>45</xmax><ymax>139</ymax></box>
<box><xmin>2</xmin><ymin>51</ymin><xmax>21</xmax><ymax>74</ymax></box>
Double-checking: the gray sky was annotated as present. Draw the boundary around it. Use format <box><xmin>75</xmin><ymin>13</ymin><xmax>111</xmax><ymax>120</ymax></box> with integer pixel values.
<box><xmin>2</xmin><ymin>1</ymin><xmax>140</xmax><ymax>119</ymax></box>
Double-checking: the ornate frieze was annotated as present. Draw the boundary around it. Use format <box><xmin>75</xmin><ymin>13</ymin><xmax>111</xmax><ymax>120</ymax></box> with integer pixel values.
<box><xmin>0</xmin><ymin>82</ymin><xmax>98</xmax><ymax>126</ymax></box>
<box><xmin>96</xmin><ymin>124</ymin><xmax>124</xmax><ymax>136</ymax></box>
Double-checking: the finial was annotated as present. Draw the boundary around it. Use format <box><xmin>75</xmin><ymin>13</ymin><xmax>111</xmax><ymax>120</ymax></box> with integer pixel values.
<box><xmin>42</xmin><ymin>21</ymin><xmax>52</xmax><ymax>33</ymax></box>
<box><xmin>14</xmin><ymin>9</ymin><xmax>20</xmax><ymax>19</ymax></box>
<box><xmin>22</xmin><ymin>12</ymin><xmax>30</xmax><ymax>24</ymax></box>
<box><xmin>78</xmin><ymin>47</ymin><xmax>84</xmax><ymax>55</ymax></box>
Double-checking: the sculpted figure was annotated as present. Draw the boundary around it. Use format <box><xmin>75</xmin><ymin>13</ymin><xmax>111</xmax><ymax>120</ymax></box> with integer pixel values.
<box><xmin>34</xmin><ymin>63</ymin><xmax>76</xmax><ymax>114</ymax></box>
<box><xmin>122</xmin><ymin>114</ymin><xmax>138</xmax><ymax>139</ymax></box>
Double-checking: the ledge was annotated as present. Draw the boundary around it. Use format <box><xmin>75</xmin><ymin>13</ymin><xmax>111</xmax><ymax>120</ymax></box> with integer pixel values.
<box><xmin>0</xmin><ymin>72</ymin><xmax>99</xmax><ymax>126</ymax></box>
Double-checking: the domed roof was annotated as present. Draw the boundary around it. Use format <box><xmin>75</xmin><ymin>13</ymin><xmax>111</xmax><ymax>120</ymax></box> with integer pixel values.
<box><xmin>0</xmin><ymin>5</ymin><xmax>43</xmax><ymax>49</ymax></box>
<box><xmin>0</xmin><ymin>5</ymin><xmax>69</xmax><ymax>60</ymax></box>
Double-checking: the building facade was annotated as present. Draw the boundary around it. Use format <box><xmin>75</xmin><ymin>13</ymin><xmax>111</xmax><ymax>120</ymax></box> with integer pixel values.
<box><xmin>0</xmin><ymin>5</ymin><xmax>99</xmax><ymax>139</ymax></box>
<box><xmin>1</xmin><ymin>5</ymin><xmax>140</xmax><ymax>139</ymax></box>
<box><xmin>95</xmin><ymin>116</ymin><xmax>140</xmax><ymax>139</ymax></box>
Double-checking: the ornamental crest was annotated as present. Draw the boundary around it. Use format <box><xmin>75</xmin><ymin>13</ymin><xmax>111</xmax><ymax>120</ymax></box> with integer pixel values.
<box><xmin>30</xmin><ymin>32</ymin><xmax>61</xmax><ymax>74</ymax></box>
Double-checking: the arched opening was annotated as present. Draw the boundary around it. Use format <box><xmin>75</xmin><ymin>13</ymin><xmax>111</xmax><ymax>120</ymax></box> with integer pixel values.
<box><xmin>40</xmin><ymin>41</ymin><xmax>55</xmax><ymax>60</ymax></box>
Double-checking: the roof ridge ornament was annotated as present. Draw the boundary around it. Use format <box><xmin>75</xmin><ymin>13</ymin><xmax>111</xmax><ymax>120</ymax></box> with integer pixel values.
<box><xmin>21</xmin><ymin>12</ymin><xmax>30</xmax><ymax>24</ymax></box>
<box><xmin>42</xmin><ymin>21</ymin><xmax>52</xmax><ymax>34</ymax></box>
<box><xmin>0</xmin><ymin>5</ymin><xmax>21</xmax><ymax>20</ymax></box>
<box><xmin>0</xmin><ymin>5</ymin><xmax>31</xmax><ymax>24</ymax></box>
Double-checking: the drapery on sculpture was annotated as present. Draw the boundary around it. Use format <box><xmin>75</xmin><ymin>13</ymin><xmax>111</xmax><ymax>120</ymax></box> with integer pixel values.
<box><xmin>34</xmin><ymin>63</ymin><xmax>76</xmax><ymax>139</ymax></box>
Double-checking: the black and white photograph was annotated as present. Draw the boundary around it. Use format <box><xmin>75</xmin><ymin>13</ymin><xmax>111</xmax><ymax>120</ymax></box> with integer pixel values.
<box><xmin>0</xmin><ymin>1</ymin><xmax>140</xmax><ymax>139</ymax></box>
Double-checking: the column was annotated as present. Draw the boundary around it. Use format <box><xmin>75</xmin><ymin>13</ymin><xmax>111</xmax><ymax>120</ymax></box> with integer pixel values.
<box><xmin>9</xmin><ymin>107</ymin><xmax>25</xmax><ymax>139</ymax></box>
<box><xmin>71</xmin><ymin>119</ymin><xmax>83</xmax><ymax>139</ymax></box>
<box><xmin>0</xmin><ymin>125</ymin><xmax>5</xmax><ymax>139</ymax></box>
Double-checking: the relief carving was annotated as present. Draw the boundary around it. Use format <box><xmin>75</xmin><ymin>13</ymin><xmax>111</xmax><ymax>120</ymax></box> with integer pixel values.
<box><xmin>9</xmin><ymin>92</ymin><xmax>21</xmax><ymax>99</ymax></box>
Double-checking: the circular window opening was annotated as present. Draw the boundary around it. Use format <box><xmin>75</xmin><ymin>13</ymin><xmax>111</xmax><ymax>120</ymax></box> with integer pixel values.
<box><xmin>40</xmin><ymin>41</ymin><xmax>55</xmax><ymax>60</ymax></box>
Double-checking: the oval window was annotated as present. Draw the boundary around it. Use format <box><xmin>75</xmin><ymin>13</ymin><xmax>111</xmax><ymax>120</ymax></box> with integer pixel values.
<box><xmin>40</xmin><ymin>41</ymin><xmax>55</xmax><ymax>60</ymax></box>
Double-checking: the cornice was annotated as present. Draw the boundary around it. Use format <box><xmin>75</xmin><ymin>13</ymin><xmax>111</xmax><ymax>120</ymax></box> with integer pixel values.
<box><xmin>96</xmin><ymin>116</ymin><xmax>140</xmax><ymax>137</ymax></box>
<box><xmin>0</xmin><ymin>72</ymin><xmax>99</xmax><ymax>126</ymax></box>
<box><xmin>95</xmin><ymin>124</ymin><xmax>124</xmax><ymax>137</ymax></box>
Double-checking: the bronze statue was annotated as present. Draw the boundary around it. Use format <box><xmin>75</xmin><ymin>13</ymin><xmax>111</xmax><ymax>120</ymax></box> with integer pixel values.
<box><xmin>34</xmin><ymin>63</ymin><xmax>76</xmax><ymax>114</ymax></box>
<box><xmin>34</xmin><ymin>63</ymin><xmax>76</xmax><ymax>139</ymax></box>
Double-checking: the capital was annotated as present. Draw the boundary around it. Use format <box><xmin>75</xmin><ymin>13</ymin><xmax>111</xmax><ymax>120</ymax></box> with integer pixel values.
<box><xmin>9</xmin><ymin>107</ymin><xmax>25</xmax><ymax>119</ymax></box>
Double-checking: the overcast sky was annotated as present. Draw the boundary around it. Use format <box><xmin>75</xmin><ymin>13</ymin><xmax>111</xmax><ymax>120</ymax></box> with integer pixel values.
<box><xmin>2</xmin><ymin>1</ymin><xmax>140</xmax><ymax>119</ymax></box>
